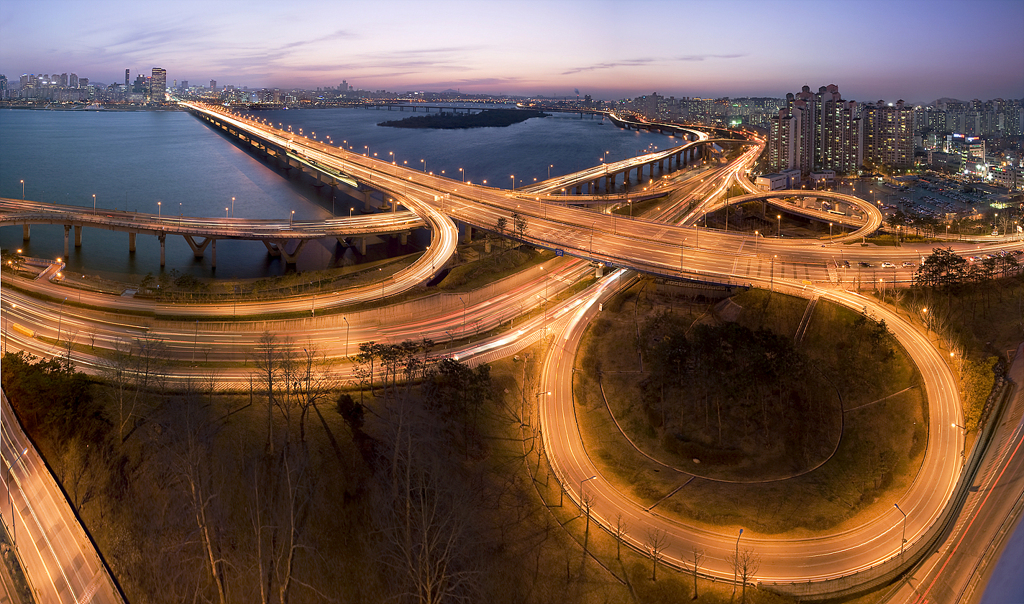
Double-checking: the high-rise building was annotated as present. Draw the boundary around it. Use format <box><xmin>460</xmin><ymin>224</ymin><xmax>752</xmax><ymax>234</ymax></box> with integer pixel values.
<box><xmin>151</xmin><ymin>67</ymin><xmax>166</xmax><ymax>102</ymax></box>
<box><xmin>125</xmin><ymin>68</ymin><xmax>130</xmax><ymax>91</ymax></box>
<box><xmin>861</xmin><ymin>100</ymin><xmax>914</xmax><ymax>170</ymax></box>
<box><xmin>181</xmin><ymin>80</ymin><xmax>188</xmax><ymax>91</ymax></box>
<box><xmin>0</xmin><ymin>75</ymin><xmax>7</xmax><ymax>100</ymax></box>
<box><xmin>210</xmin><ymin>80</ymin><xmax>217</xmax><ymax>92</ymax></box>
<box><xmin>69</xmin><ymin>73</ymin><xmax>78</xmax><ymax>88</ymax></box>
<box><xmin>767</xmin><ymin>85</ymin><xmax>859</xmax><ymax>176</ymax></box>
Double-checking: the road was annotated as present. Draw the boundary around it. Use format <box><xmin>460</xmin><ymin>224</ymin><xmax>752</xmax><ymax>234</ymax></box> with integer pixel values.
<box><xmin>1</xmin><ymin>391</ymin><xmax>122</xmax><ymax>604</ymax></box>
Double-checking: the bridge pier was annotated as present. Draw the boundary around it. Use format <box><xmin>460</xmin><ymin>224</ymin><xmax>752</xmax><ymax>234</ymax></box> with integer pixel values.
<box><xmin>74</xmin><ymin>224</ymin><xmax>82</xmax><ymax>247</ymax></box>
<box><xmin>129</xmin><ymin>232</ymin><xmax>136</xmax><ymax>253</ymax></box>
<box><xmin>399</xmin><ymin>232</ymin><xmax>409</xmax><ymax>246</ymax></box>
<box><xmin>357</xmin><ymin>237</ymin><xmax>367</xmax><ymax>256</ymax></box>
<box><xmin>459</xmin><ymin>222</ymin><xmax>473</xmax><ymax>244</ymax></box>
<box><xmin>22</xmin><ymin>224</ymin><xmax>29</xmax><ymax>241</ymax></box>
<box><xmin>211</xmin><ymin>239</ymin><xmax>217</xmax><ymax>269</ymax></box>
<box><xmin>63</xmin><ymin>225</ymin><xmax>70</xmax><ymax>257</ymax></box>
<box><xmin>183</xmin><ymin>235</ymin><xmax>214</xmax><ymax>258</ymax></box>
<box><xmin>159</xmin><ymin>233</ymin><xmax>166</xmax><ymax>267</ymax></box>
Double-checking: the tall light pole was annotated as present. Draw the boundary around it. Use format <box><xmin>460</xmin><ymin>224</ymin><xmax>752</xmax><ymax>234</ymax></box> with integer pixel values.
<box><xmin>420</xmin><ymin>159</ymin><xmax>426</xmax><ymax>173</ymax></box>
<box><xmin>225</xmin><ymin>207</ymin><xmax>229</xmax><ymax>218</ymax></box>
<box><xmin>231</xmin><ymin>196</ymin><xmax>235</xmax><ymax>217</ymax></box>
<box><xmin>343</xmin><ymin>316</ymin><xmax>350</xmax><ymax>358</ymax></box>
<box><xmin>510</xmin><ymin>174</ymin><xmax>515</xmax><ymax>192</ymax></box>
<box><xmin>20</xmin><ymin>180</ymin><xmax>24</xmax><ymax>200</ymax></box>
<box><xmin>349</xmin><ymin>207</ymin><xmax>354</xmax><ymax>218</ymax></box>
<box><xmin>580</xmin><ymin>475</ymin><xmax>597</xmax><ymax>510</ymax></box>
<box><xmin>732</xmin><ymin>528</ymin><xmax>744</xmax><ymax>602</ymax></box>
<box><xmin>458</xmin><ymin>295</ymin><xmax>467</xmax><ymax>336</ymax></box>
<box><xmin>92</xmin><ymin>194</ymin><xmax>96</xmax><ymax>213</ymax></box>
<box><xmin>157</xmin><ymin>201</ymin><xmax>161</xmax><ymax>218</ymax></box>
<box><xmin>894</xmin><ymin>503</ymin><xmax>907</xmax><ymax>555</ymax></box>
<box><xmin>6</xmin><ymin>446</ymin><xmax>28</xmax><ymax>549</ymax></box>
<box><xmin>777</xmin><ymin>214</ymin><xmax>782</xmax><ymax>237</ymax></box>
<box><xmin>290</xmin><ymin>210</ymin><xmax>295</xmax><ymax>225</ymax></box>
<box><xmin>829</xmin><ymin>222</ymin><xmax>833</xmax><ymax>243</ymax></box>
<box><xmin>548</xmin><ymin>164</ymin><xmax>553</xmax><ymax>180</ymax></box>
<box><xmin>56</xmin><ymin>297</ymin><xmax>68</xmax><ymax>343</ymax></box>
<box><xmin>459</xmin><ymin>168</ymin><xmax>465</xmax><ymax>183</ymax></box>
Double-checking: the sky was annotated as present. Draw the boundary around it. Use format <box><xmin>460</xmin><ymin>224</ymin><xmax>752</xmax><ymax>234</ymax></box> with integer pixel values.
<box><xmin>1</xmin><ymin>0</ymin><xmax>1022</xmax><ymax>103</ymax></box>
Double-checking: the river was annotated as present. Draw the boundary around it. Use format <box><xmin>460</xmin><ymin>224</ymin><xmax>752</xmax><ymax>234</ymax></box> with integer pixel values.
<box><xmin>0</xmin><ymin>107</ymin><xmax>678</xmax><ymax>280</ymax></box>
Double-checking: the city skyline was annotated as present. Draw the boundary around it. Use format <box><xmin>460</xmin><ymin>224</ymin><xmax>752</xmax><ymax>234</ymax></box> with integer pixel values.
<box><xmin>2</xmin><ymin>0</ymin><xmax>1022</xmax><ymax>103</ymax></box>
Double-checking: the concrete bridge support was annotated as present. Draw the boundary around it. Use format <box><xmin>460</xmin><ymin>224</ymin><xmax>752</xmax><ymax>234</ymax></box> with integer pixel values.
<box><xmin>460</xmin><ymin>222</ymin><xmax>473</xmax><ymax>244</ymax></box>
<box><xmin>159</xmin><ymin>234</ymin><xmax>166</xmax><ymax>267</ymax></box>
<box><xmin>399</xmin><ymin>232</ymin><xmax>409</xmax><ymax>246</ymax></box>
<box><xmin>74</xmin><ymin>225</ymin><xmax>82</xmax><ymax>248</ymax></box>
<box><xmin>183</xmin><ymin>235</ymin><xmax>214</xmax><ymax>259</ymax></box>
<box><xmin>211</xmin><ymin>239</ymin><xmax>217</xmax><ymax>269</ymax></box>
<box><xmin>357</xmin><ymin>237</ymin><xmax>367</xmax><ymax>255</ymax></box>
<box><xmin>262</xmin><ymin>239</ymin><xmax>309</xmax><ymax>264</ymax></box>
<box><xmin>22</xmin><ymin>225</ymin><xmax>29</xmax><ymax>241</ymax></box>
<box><xmin>129</xmin><ymin>232</ymin><xmax>137</xmax><ymax>253</ymax></box>
<box><xmin>63</xmin><ymin>225</ymin><xmax>70</xmax><ymax>257</ymax></box>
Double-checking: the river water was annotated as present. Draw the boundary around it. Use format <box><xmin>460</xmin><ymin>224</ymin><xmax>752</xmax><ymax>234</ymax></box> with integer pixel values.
<box><xmin>0</xmin><ymin>107</ymin><xmax>678</xmax><ymax>279</ymax></box>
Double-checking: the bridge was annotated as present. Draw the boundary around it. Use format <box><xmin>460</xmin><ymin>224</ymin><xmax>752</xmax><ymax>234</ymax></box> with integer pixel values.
<box><xmin>0</xmin><ymin>198</ymin><xmax>425</xmax><ymax>266</ymax></box>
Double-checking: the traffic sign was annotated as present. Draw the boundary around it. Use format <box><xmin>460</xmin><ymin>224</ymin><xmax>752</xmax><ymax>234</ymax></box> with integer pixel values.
<box><xmin>555</xmin><ymin>249</ymin><xmax>564</xmax><ymax>257</ymax></box>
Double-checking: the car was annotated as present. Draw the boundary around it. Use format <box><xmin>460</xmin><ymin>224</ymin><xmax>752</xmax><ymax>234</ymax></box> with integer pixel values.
<box><xmin>902</xmin><ymin>261</ymin><xmax>915</xmax><ymax>268</ymax></box>
<box><xmin>881</xmin><ymin>262</ymin><xmax>895</xmax><ymax>268</ymax></box>
<box><xmin>859</xmin><ymin>261</ymin><xmax>872</xmax><ymax>267</ymax></box>
<box><xmin>842</xmin><ymin>260</ymin><xmax>851</xmax><ymax>268</ymax></box>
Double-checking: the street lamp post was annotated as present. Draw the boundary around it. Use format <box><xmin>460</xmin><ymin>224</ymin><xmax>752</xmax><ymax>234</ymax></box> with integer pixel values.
<box><xmin>777</xmin><ymin>214</ymin><xmax>782</xmax><ymax>237</ymax></box>
<box><xmin>580</xmin><ymin>475</ymin><xmax>597</xmax><ymax>511</ymax></box>
<box><xmin>548</xmin><ymin>164</ymin><xmax>553</xmax><ymax>180</ymax></box>
<box><xmin>343</xmin><ymin>316</ymin><xmax>350</xmax><ymax>358</ymax></box>
<box><xmin>510</xmin><ymin>175</ymin><xmax>515</xmax><ymax>192</ymax></box>
<box><xmin>420</xmin><ymin>159</ymin><xmax>426</xmax><ymax>173</ymax></box>
<box><xmin>290</xmin><ymin>210</ymin><xmax>295</xmax><ymax>225</ymax></box>
<box><xmin>157</xmin><ymin>201</ymin><xmax>161</xmax><ymax>218</ymax></box>
<box><xmin>6</xmin><ymin>446</ymin><xmax>28</xmax><ymax>549</ymax></box>
<box><xmin>231</xmin><ymin>196</ymin><xmax>235</xmax><ymax>217</ymax></box>
<box><xmin>829</xmin><ymin>222</ymin><xmax>833</xmax><ymax>243</ymax></box>
<box><xmin>92</xmin><ymin>194</ymin><xmax>96</xmax><ymax>213</ymax></box>
<box><xmin>732</xmin><ymin>528</ymin><xmax>744</xmax><ymax>601</ymax></box>
<box><xmin>56</xmin><ymin>297</ymin><xmax>68</xmax><ymax>344</ymax></box>
<box><xmin>349</xmin><ymin>207</ymin><xmax>354</xmax><ymax>219</ymax></box>
<box><xmin>458</xmin><ymin>295</ymin><xmax>467</xmax><ymax>336</ymax></box>
<box><xmin>894</xmin><ymin>503</ymin><xmax>907</xmax><ymax>555</ymax></box>
<box><xmin>225</xmin><ymin>207</ymin><xmax>229</xmax><ymax>218</ymax></box>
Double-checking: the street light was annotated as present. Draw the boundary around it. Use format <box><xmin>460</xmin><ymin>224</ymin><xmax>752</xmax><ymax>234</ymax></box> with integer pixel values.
<box><xmin>510</xmin><ymin>174</ymin><xmax>515</xmax><ymax>191</ymax></box>
<box><xmin>580</xmin><ymin>475</ymin><xmax>597</xmax><ymax>506</ymax></box>
<box><xmin>349</xmin><ymin>207</ymin><xmax>354</xmax><ymax>218</ymax></box>
<box><xmin>343</xmin><ymin>316</ymin><xmax>350</xmax><ymax>358</ymax></box>
<box><xmin>6</xmin><ymin>446</ymin><xmax>28</xmax><ymax>548</ymax></box>
<box><xmin>420</xmin><ymin>159</ymin><xmax>426</xmax><ymax>173</ymax></box>
<box><xmin>829</xmin><ymin>222</ymin><xmax>833</xmax><ymax>243</ymax></box>
<box><xmin>157</xmin><ymin>201</ymin><xmax>161</xmax><ymax>218</ymax></box>
<box><xmin>231</xmin><ymin>196</ymin><xmax>235</xmax><ymax>217</ymax></box>
<box><xmin>56</xmin><ymin>296</ymin><xmax>68</xmax><ymax>343</ymax></box>
<box><xmin>459</xmin><ymin>168</ymin><xmax>465</xmax><ymax>183</ymax></box>
<box><xmin>548</xmin><ymin>164</ymin><xmax>553</xmax><ymax>180</ymax></box>
<box><xmin>777</xmin><ymin>214</ymin><xmax>782</xmax><ymax>237</ymax></box>
<box><xmin>92</xmin><ymin>194</ymin><xmax>96</xmax><ymax>213</ymax></box>
<box><xmin>225</xmin><ymin>207</ymin><xmax>229</xmax><ymax>218</ymax></box>
<box><xmin>894</xmin><ymin>503</ymin><xmax>907</xmax><ymax>555</ymax></box>
<box><xmin>290</xmin><ymin>210</ymin><xmax>295</xmax><ymax>225</ymax></box>
<box><xmin>732</xmin><ymin>528</ymin><xmax>744</xmax><ymax>601</ymax></box>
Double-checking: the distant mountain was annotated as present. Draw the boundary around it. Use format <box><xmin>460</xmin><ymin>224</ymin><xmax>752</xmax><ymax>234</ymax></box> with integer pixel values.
<box><xmin>933</xmin><ymin>97</ymin><xmax>965</xmax><ymax>105</ymax></box>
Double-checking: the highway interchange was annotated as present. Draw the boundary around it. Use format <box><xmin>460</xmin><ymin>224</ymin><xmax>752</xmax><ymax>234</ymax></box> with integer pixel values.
<box><xmin>1</xmin><ymin>102</ymin><xmax>1023</xmax><ymax>601</ymax></box>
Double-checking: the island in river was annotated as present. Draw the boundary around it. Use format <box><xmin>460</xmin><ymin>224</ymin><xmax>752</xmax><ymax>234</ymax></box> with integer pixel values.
<box><xmin>378</xmin><ymin>108</ymin><xmax>549</xmax><ymax>129</ymax></box>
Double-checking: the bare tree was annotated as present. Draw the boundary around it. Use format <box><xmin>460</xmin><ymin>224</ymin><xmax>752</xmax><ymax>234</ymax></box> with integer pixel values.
<box><xmin>254</xmin><ymin>331</ymin><xmax>281</xmax><ymax>454</ymax></box>
<box><xmin>690</xmin><ymin>548</ymin><xmax>705</xmax><ymax>600</ymax></box>
<box><xmin>614</xmin><ymin>514</ymin><xmax>628</xmax><ymax>561</ymax></box>
<box><xmin>731</xmin><ymin>548</ymin><xmax>760</xmax><ymax>604</ymax></box>
<box><xmin>164</xmin><ymin>381</ymin><xmax>227</xmax><ymax>604</ymax></box>
<box><xmin>294</xmin><ymin>344</ymin><xmax>335</xmax><ymax>443</ymax></box>
<box><xmin>374</xmin><ymin>406</ymin><xmax>478</xmax><ymax>603</ymax></box>
<box><xmin>645</xmin><ymin>528</ymin><xmax>668</xmax><ymax>581</ymax></box>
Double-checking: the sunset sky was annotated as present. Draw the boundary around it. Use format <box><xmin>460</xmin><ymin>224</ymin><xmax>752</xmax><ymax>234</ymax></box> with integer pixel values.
<box><xmin>2</xmin><ymin>0</ymin><xmax>1022</xmax><ymax>103</ymax></box>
